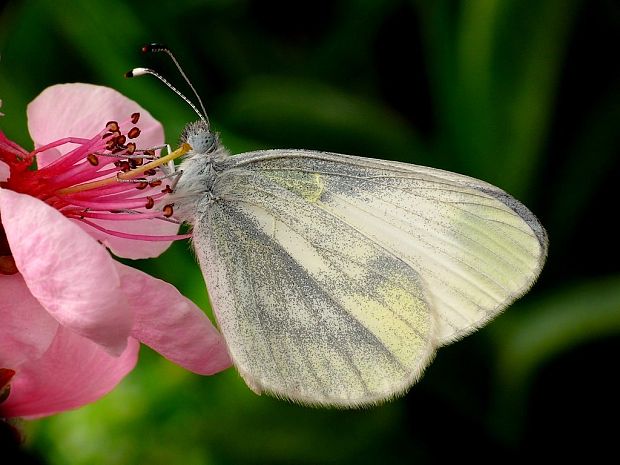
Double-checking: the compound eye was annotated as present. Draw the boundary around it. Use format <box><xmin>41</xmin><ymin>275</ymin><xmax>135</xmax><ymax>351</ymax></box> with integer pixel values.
<box><xmin>180</xmin><ymin>121</ymin><xmax>217</xmax><ymax>153</ymax></box>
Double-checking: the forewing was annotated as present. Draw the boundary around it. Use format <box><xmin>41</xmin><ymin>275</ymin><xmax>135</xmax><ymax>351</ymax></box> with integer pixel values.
<box><xmin>222</xmin><ymin>149</ymin><xmax>548</xmax><ymax>344</ymax></box>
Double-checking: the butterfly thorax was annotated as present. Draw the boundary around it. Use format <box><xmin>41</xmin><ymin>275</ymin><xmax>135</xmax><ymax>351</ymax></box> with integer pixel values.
<box><xmin>172</xmin><ymin>121</ymin><xmax>231</xmax><ymax>223</ymax></box>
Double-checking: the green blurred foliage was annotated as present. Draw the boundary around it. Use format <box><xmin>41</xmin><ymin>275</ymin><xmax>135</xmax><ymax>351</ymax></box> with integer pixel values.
<box><xmin>1</xmin><ymin>0</ymin><xmax>619</xmax><ymax>462</ymax></box>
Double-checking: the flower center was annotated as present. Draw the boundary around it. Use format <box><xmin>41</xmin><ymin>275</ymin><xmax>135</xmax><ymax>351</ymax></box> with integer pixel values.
<box><xmin>0</xmin><ymin>113</ymin><xmax>191</xmax><ymax>246</ymax></box>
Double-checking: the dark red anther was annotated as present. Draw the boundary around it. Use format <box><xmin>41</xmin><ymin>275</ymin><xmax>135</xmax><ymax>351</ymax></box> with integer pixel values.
<box><xmin>149</xmin><ymin>180</ymin><xmax>162</xmax><ymax>187</ymax></box>
<box><xmin>143</xmin><ymin>149</ymin><xmax>155</xmax><ymax>156</ymax></box>
<box><xmin>128</xmin><ymin>127</ymin><xmax>141</xmax><ymax>139</ymax></box>
<box><xmin>136</xmin><ymin>182</ymin><xmax>148</xmax><ymax>190</ymax></box>
<box><xmin>119</xmin><ymin>161</ymin><xmax>131</xmax><ymax>172</ymax></box>
<box><xmin>106</xmin><ymin>121</ymin><xmax>120</xmax><ymax>132</ymax></box>
<box><xmin>106</xmin><ymin>139</ymin><xmax>116</xmax><ymax>150</ymax></box>
<box><xmin>87</xmin><ymin>154</ymin><xmax>99</xmax><ymax>166</ymax></box>
<box><xmin>114</xmin><ymin>161</ymin><xmax>121</xmax><ymax>167</ymax></box>
<box><xmin>161</xmin><ymin>185</ymin><xmax>173</xmax><ymax>194</ymax></box>
<box><xmin>145</xmin><ymin>196</ymin><xmax>155</xmax><ymax>209</ymax></box>
<box><xmin>131</xmin><ymin>112</ymin><xmax>140</xmax><ymax>124</ymax></box>
<box><xmin>115</xmin><ymin>135</ymin><xmax>127</xmax><ymax>146</ymax></box>
<box><xmin>125</xmin><ymin>143</ymin><xmax>136</xmax><ymax>155</ymax></box>
<box><xmin>163</xmin><ymin>204</ymin><xmax>174</xmax><ymax>218</ymax></box>
<box><xmin>145</xmin><ymin>169</ymin><xmax>157</xmax><ymax>176</ymax></box>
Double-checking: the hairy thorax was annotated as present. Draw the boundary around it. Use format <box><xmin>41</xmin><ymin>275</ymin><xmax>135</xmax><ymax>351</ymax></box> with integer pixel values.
<box><xmin>171</xmin><ymin>121</ymin><xmax>231</xmax><ymax>223</ymax></box>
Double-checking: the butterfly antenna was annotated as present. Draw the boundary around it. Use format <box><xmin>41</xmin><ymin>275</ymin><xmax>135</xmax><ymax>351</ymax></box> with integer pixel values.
<box><xmin>125</xmin><ymin>46</ymin><xmax>210</xmax><ymax>128</ymax></box>
<box><xmin>143</xmin><ymin>43</ymin><xmax>209</xmax><ymax>125</ymax></box>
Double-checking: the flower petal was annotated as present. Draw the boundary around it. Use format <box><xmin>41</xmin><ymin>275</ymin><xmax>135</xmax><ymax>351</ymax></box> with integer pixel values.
<box><xmin>27</xmin><ymin>83</ymin><xmax>164</xmax><ymax>167</ymax></box>
<box><xmin>79</xmin><ymin>217</ymin><xmax>179</xmax><ymax>259</ymax></box>
<box><xmin>0</xmin><ymin>189</ymin><xmax>132</xmax><ymax>354</ymax></box>
<box><xmin>0</xmin><ymin>274</ymin><xmax>58</xmax><ymax>369</ymax></box>
<box><xmin>0</xmin><ymin>327</ymin><xmax>139</xmax><ymax>418</ymax></box>
<box><xmin>26</xmin><ymin>83</ymin><xmax>175</xmax><ymax>259</ymax></box>
<box><xmin>116</xmin><ymin>262</ymin><xmax>232</xmax><ymax>375</ymax></box>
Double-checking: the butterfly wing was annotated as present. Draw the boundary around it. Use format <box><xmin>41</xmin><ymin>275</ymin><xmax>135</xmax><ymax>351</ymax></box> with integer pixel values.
<box><xmin>192</xmin><ymin>150</ymin><xmax>547</xmax><ymax>406</ymax></box>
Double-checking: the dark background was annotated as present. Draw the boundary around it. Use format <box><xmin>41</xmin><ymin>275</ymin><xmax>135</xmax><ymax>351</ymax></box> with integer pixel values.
<box><xmin>1</xmin><ymin>0</ymin><xmax>619</xmax><ymax>463</ymax></box>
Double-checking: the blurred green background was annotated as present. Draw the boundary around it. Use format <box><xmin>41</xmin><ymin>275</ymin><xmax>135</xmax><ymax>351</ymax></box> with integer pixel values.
<box><xmin>1</xmin><ymin>0</ymin><xmax>619</xmax><ymax>463</ymax></box>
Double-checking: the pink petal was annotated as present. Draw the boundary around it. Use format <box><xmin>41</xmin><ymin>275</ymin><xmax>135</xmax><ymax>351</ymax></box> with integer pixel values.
<box><xmin>0</xmin><ymin>189</ymin><xmax>132</xmax><ymax>354</ymax></box>
<box><xmin>27</xmin><ymin>83</ymin><xmax>164</xmax><ymax>168</ymax></box>
<box><xmin>0</xmin><ymin>274</ymin><xmax>58</xmax><ymax>369</ymax></box>
<box><xmin>116</xmin><ymin>262</ymin><xmax>232</xmax><ymax>375</ymax></box>
<box><xmin>79</xmin><ymin>217</ymin><xmax>180</xmax><ymax>259</ymax></box>
<box><xmin>0</xmin><ymin>326</ymin><xmax>139</xmax><ymax>418</ymax></box>
<box><xmin>26</xmin><ymin>83</ymin><xmax>176</xmax><ymax>259</ymax></box>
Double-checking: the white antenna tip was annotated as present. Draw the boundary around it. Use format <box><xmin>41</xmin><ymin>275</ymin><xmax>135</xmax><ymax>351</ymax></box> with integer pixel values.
<box><xmin>125</xmin><ymin>67</ymin><xmax>150</xmax><ymax>78</ymax></box>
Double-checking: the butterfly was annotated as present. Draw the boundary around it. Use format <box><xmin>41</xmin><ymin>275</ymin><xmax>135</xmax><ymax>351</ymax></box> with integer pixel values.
<box><xmin>168</xmin><ymin>121</ymin><xmax>547</xmax><ymax>407</ymax></box>
<box><xmin>132</xmin><ymin>45</ymin><xmax>548</xmax><ymax>407</ymax></box>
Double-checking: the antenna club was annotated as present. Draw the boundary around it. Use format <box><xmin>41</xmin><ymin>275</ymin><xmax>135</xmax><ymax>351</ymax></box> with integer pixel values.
<box><xmin>129</xmin><ymin>44</ymin><xmax>210</xmax><ymax>126</ymax></box>
<box><xmin>125</xmin><ymin>67</ymin><xmax>151</xmax><ymax>78</ymax></box>
<box><xmin>142</xmin><ymin>43</ymin><xmax>168</xmax><ymax>54</ymax></box>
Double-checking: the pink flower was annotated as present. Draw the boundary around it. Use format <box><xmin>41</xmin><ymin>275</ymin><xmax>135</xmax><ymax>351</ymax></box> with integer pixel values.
<box><xmin>0</xmin><ymin>84</ymin><xmax>231</xmax><ymax>418</ymax></box>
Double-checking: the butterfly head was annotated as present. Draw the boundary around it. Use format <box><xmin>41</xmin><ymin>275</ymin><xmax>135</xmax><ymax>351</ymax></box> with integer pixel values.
<box><xmin>180</xmin><ymin>120</ymin><xmax>219</xmax><ymax>155</ymax></box>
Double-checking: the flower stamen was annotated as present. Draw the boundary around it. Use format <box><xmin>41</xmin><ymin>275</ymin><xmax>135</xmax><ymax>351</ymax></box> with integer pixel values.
<box><xmin>1</xmin><ymin>114</ymin><xmax>191</xmax><ymax>243</ymax></box>
<box><xmin>56</xmin><ymin>143</ymin><xmax>190</xmax><ymax>195</ymax></box>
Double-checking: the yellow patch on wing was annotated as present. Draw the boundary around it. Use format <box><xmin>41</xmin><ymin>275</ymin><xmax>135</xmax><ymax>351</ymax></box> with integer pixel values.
<box><xmin>263</xmin><ymin>171</ymin><xmax>325</xmax><ymax>202</ymax></box>
<box><xmin>340</xmin><ymin>270</ymin><xmax>430</xmax><ymax>370</ymax></box>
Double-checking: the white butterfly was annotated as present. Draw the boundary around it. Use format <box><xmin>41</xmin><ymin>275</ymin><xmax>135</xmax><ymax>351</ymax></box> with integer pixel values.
<box><xmin>129</xmin><ymin>48</ymin><xmax>547</xmax><ymax>407</ymax></box>
<box><xmin>170</xmin><ymin>120</ymin><xmax>547</xmax><ymax>407</ymax></box>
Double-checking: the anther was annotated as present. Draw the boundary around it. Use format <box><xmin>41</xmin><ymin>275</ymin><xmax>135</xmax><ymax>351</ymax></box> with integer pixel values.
<box><xmin>116</xmin><ymin>135</ymin><xmax>127</xmax><ymax>146</ymax></box>
<box><xmin>87</xmin><ymin>154</ymin><xmax>99</xmax><ymax>166</ymax></box>
<box><xmin>144</xmin><ymin>169</ymin><xmax>157</xmax><ymax>176</ymax></box>
<box><xmin>163</xmin><ymin>204</ymin><xmax>174</xmax><ymax>218</ymax></box>
<box><xmin>125</xmin><ymin>143</ymin><xmax>136</xmax><ymax>155</ymax></box>
<box><xmin>161</xmin><ymin>185</ymin><xmax>173</xmax><ymax>194</ymax></box>
<box><xmin>128</xmin><ymin>127</ymin><xmax>141</xmax><ymax>139</ymax></box>
<box><xmin>136</xmin><ymin>182</ymin><xmax>148</xmax><ymax>190</ymax></box>
<box><xmin>106</xmin><ymin>121</ymin><xmax>120</xmax><ymax>132</ymax></box>
<box><xmin>149</xmin><ymin>180</ymin><xmax>162</xmax><ymax>187</ymax></box>
<box><xmin>131</xmin><ymin>112</ymin><xmax>140</xmax><ymax>124</ymax></box>
<box><xmin>145</xmin><ymin>196</ymin><xmax>155</xmax><ymax>209</ymax></box>
<box><xmin>143</xmin><ymin>149</ymin><xmax>155</xmax><ymax>156</ymax></box>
